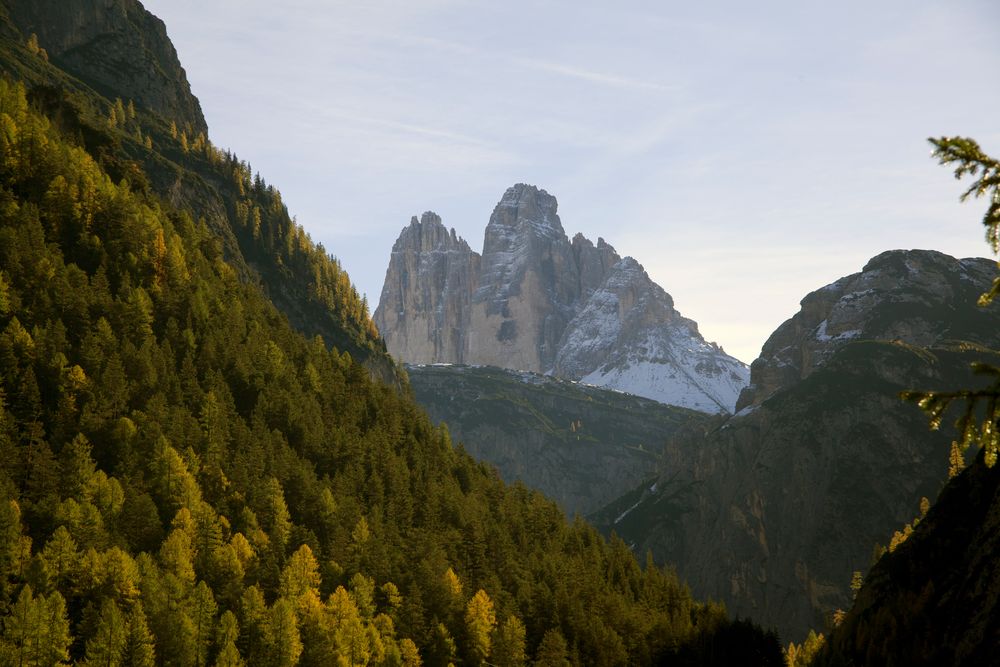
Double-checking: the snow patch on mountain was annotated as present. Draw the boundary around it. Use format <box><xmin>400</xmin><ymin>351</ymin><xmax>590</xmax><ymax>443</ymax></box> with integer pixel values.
<box><xmin>580</xmin><ymin>331</ymin><xmax>749</xmax><ymax>413</ymax></box>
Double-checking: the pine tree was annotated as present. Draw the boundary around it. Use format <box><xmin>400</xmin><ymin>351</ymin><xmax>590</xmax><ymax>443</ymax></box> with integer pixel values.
<box><xmin>1</xmin><ymin>586</ymin><xmax>72</xmax><ymax>667</ymax></box>
<box><xmin>903</xmin><ymin>137</ymin><xmax>1000</xmax><ymax>465</ymax></box>
<box><xmin>40</xmin><ymin>526</ymin><xmax>78</xmax><ymax>591</ymax></box>
<box><xmin>279</xmin><ymin>544</ymin><xmax>320</xmax><ymax>601</ymax></box>
<box><xmin>269</xmin><ymin>598</ymin><xmax>302</xmax><ymax>667</ymax></box>
<box><xmin>425</xmin><ymin>622</ymin><xmax>457</xmax><ymax>667</ymax></box>
<box><xmin>122</xmin><ymin>602</ymin><xmax>156</xmax><ymax>667</ymax></box>
<box><xmin>399</xmin><ymin>638</ymin><xmax>422</xmax><ymax>667</ymax></box>
<box><xmin>190</xmin><ymin>581</ymin><xmax>218</xmax><ymax>667</ymax></box>
<box><xmin>238</xmin><ymin>586</ymin><xmax>270</xmax><ymax>665</ymax></box>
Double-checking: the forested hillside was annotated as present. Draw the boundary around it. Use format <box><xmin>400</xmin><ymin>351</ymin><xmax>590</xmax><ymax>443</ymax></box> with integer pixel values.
<box><xmin>0</xmin><ymin>0</ymin><xmax>389</xmax><ymax>379</ymax></box>
<box><xmin>0</xmin><ymin>3</ymin><xmax>783</xmax><ymax>665</ymax></box>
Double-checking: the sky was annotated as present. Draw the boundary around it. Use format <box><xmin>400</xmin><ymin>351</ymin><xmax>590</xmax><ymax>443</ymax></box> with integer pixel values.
<box><xmin>143</xmin><ymin>0</ymin><xmax>1000</xmax><ymax>364</ymax></box>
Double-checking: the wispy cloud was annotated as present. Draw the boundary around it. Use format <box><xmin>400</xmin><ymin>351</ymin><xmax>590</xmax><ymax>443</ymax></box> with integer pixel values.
<box><xmin>512</xmin><ymin>57</ymin><xmax>678</xmax><ymax>93</ymax></box>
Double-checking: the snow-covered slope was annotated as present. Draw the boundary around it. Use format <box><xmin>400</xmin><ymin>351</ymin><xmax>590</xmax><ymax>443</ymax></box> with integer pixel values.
<box><xmin>558</xmin><ymin>258</ymin><xmax>748</xmax><ymax>412</ymax></box>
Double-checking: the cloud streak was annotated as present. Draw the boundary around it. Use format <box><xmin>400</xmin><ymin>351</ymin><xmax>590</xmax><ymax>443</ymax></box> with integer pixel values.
<box><xmin>511</xmin><ymin>57</ymin><xmax>679</xmax><ymax>93</ymax></box>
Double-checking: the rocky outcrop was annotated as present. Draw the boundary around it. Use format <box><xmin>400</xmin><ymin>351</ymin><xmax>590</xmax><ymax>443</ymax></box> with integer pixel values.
<box><xmin>406</xmin><ymin>363</ymin><xmax>707</xmax><ymax>515</ymax></box>
<box><xmin>737</xmin><ymin>249</ymin><xmax>1000</xmax><ymax>411</ymax></box>
<box><xmin>592</xmin><ymin>250</ymin><xmax>1000</xmax><ymax>641</ymax></box>
<box><xmin>375</xmin><ymin>184</ymin><xmax>749</xmax><ymax>412</ymax></box>
<box><xmin>4</xmin><ymin>0</ymin><xmax>207</xmax><ymax>134</ymax></box>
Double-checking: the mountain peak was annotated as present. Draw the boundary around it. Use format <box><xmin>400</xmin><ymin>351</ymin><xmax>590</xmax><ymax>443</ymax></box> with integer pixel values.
<box><xmin>489</xmin><ymin>183</ymin><xmax>564</xmax><ymax>239</ymax></box>
<box><xmin>393</xmin><ymin>211</ymin><xmax>470</xmax><ymax>254</ymax></box>
<box><xmin>376</xmin><ymin>185</ymin><xmax>749</xmax><ymax>412</ymax></box>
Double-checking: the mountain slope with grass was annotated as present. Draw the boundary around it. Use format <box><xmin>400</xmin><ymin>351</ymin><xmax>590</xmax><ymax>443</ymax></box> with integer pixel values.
<box><xmin>406</xmin><ymin>363</ymin><xmax>708</xmax><ymax>515</ymax></box>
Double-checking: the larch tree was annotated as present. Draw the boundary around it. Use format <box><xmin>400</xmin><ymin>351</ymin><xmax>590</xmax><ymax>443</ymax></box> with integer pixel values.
<box><xmin>464</xmin><ymin>589</ymin><xmax>496</xmax><ymax>666</ymax></box>
<box><xmin>268</xmin><ymin>598</ymin><xmax>302</xmax><ymax>667</ymax></box>
<box><xmin>123</xmin><ymin>602</ymin><xmax>156</xmax><ymax>667</ymax></box>
<box><xmin>213</xmin><ymin>611</ymin><xmax>245</xmax><ymax>667</ymax></box>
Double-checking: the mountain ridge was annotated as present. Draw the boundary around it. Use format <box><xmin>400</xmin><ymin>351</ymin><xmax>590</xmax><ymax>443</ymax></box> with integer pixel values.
<box><xmin>591</xmin><ymin>248</ymin><xmax>1000</xmax><ymax>641</ymax></box>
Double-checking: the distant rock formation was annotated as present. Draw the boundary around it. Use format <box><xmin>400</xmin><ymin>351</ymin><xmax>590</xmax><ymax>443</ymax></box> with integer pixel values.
<box><xmin>375</xmin><ymin>184</ymin><xmax>748</xmax><ymax>413</ymax></box>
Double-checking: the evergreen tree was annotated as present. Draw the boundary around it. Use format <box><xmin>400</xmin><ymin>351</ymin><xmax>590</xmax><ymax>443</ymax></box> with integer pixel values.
<box><xmin>82</xmin><ymin>598</ymin><xmax>127</xmax><ymax>666</ymax></box>
<box><xmin>492</xmin><ymin>615</ymin><xmax>527</xmax><ymax>667</ymax></box>
<box><xmin>122</xmin><ymin>603</ymin><xmax>156</xmax><ymax>667</ymax></box>
<box><xmin>190</xmin><ymin>581</ymin><xmax>218</xmax><ymax>667</ymax></box>
<box><xmin>534</xmin><ymin>629</ymin><xmax>570</xmax><ymax>667</ymax></box>
<box><xmin>213</xmin><ymin>611</ymin><xmax>245</xmax><ymax>667</ymax></box>
<box><xmin>269</xmin><ymin>598</ymin><xmax>302</xmax><ymax>667</ymax></box>
<box><xmin>1</xmin><ymin>586</ymin><xmax>72</xmax><ymax>667</ymax></box>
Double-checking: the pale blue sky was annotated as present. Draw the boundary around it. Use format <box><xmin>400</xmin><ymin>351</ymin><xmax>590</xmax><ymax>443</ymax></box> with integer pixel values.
<box><xmin>144</xmin><ymin>0</ymin><xmax>1000</xmax><ymax>363</ymax></box>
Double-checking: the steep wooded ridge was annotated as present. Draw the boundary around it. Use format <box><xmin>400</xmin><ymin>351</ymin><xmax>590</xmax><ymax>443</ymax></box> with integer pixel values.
<box><xmin>0</xmin><ymin>1</ymin><xmax>785</xmax><ymax>664</ymax></box>
<box><xmin>374</xmin><ymin>190</ymin><xmax>749</xmax><ymax>413</ymax></box>
<box><xmin>813</xmin><ymin>449</ymin><xmax>1000</xmax><ymax>666</ymax></box>
<box><xmin>592</xmin><ymin>249</ymin><xmax>1000</xmax><ymax>641</ymax></box>
<box><xmin>0</xmin><ymin>0</ymin><xmax>390</xmax><ymax>380</ymax></box>
<box><xmin>405</xmin><ymin>364</ymin><xmax>707</xmax><ymax>516</ymax></box>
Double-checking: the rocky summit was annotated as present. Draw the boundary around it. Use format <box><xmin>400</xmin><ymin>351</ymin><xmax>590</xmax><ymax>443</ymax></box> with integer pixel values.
<box><xmin>737</xmin><ymin>249</ymin><xmax>1000</xmax><ymax>411</ymax></box>
<box><xmin>375</xmin><ymin>184</ymin><xmax>749</xmax><ymax>413</ymax></box>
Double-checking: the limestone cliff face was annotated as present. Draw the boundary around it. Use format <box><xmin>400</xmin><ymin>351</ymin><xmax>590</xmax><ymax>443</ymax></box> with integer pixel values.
<box><xmin>375</xmin><ymin>184</ymin><xmax>749</xmax><ymax>412</ymax></box>
<box><xmin>5</xmin><ymin>0</ymin><xmax>207</xmax><ymax>134</ymax></box>
<box><xmin>592</xmin><ymin>250</ymin><xmax>1000</xmax><ymax>641</ymax></box>
<box><xmin>737</xmin><ymin>249</ymin><xmax>1000</xmax><ymax>411</ymax></box>
<box><xmin>469</xmin><ymin>184</ymin><xmax>580</xmax><ymax>371</ymax></box>
<box><xmin>374</xmin><ymin>212</ymin><xmax>479</xmax><ymax>364</ymax></box>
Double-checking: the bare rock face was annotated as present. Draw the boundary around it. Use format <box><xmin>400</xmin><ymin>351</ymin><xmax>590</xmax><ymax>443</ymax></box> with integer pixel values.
<box><xmin>5</xmin><ymin>0</ymin><xmax>207</xmax><ymax>134</ymax></box>
<box><xmin>470</xmin><ymin>184</ymin><xmax>581</xmax><ymax>371</ymax></box>
<box><xmin>572</xmin><ymin>233</ymin><xmax>621</xmax><ymax>299</ymax></box>
<box><xmin>374</xmin><ymin>212</ymin><xmax>479</xmax><ymax>364</ymax></box>
<box><xmin>375</xmin><ymin>184</ymin><xmax>749</xmax><ymax>412</ymax></box>
<box><xmin>737</xmin><ymin>249</ymin><xmax>1000</xmax><ymax>411</ymax></box>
